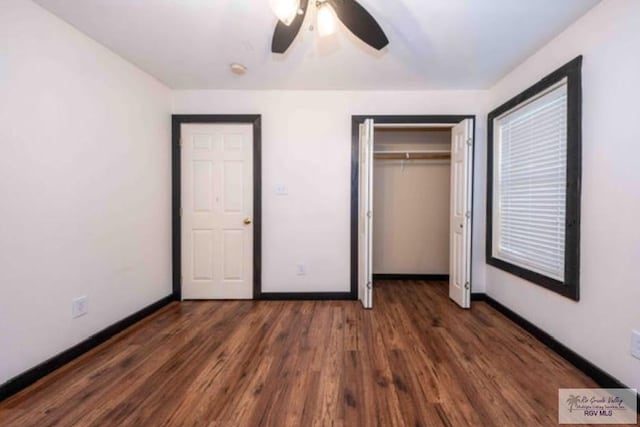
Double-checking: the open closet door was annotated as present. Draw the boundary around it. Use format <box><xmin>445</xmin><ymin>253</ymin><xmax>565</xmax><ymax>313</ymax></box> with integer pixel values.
<box><xmin>449</xmin><ymin>119</ymin><xmax>473</xmax><ymax>308</ymax></box>
<box><xmin>358</xmin><ymin>119</ymin><xmax>374</xmax><ymax>309</ymax></box>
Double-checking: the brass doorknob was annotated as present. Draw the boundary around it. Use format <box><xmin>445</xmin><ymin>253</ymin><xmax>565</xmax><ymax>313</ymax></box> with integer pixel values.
<box><xmin>244</xmin><ymin>217</ymin><xmax>252</xmax><ymax>225</ymax></box>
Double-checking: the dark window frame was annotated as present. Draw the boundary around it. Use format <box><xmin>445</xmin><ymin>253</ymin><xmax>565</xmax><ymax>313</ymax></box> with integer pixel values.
<box><xmin>486</xmin><ymin>56</ymin><xmax>582</xmax><ymax>301</ymax></box>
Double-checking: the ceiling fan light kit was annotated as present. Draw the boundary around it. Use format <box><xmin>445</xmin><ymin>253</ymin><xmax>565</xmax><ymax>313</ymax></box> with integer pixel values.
<box><xmin>269</xmin><ymin>0</ymin><xmax>301</xmax><ymax>26</ymax></box>
<box><xmin>270</xmin><ymin>0</ymin><xmax>389</xmax><ymax>54</ymax></box>
<box><xmin>316</xmin><ymin>2</ymin><xmax>337</xmax><ymax>37</ymax></box>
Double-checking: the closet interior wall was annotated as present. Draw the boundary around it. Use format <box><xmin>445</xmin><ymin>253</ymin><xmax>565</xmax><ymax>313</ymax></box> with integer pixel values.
<box><xmin>373</xmin><ymin>129</ymin><xmax>452</xmax><ymax>276</ymax></box>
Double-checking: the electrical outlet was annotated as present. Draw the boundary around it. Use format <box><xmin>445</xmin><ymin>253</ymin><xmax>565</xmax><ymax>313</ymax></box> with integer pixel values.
<box><xmin>632</xmin><ymin>330</ymin><xmax>640</xmax><ymax>360</ymax></box>
<box><xmin>296</xmin><ymin>264</ymin><xmax>306</xmax><ymax>276</ymax></box>
<box><xmin>72</xmin><ymin>296</ymin><xmax>88</xmax><ymax>318</ymax></box>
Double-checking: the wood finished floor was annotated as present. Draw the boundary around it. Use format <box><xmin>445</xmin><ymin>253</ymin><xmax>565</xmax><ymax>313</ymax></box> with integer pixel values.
<box><xmin>0</xmin><ymin>281</ymin><xmax>600</xmax><ymax>427</ymax></box>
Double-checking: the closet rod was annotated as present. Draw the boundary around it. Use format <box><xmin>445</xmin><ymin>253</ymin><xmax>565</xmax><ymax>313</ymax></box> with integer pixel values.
<box><xmin>373</xmin><ymin>150</ymin><xmax>451</xmax><ymax>154</ymax></box>
<box><xmin>374</xmin><ymin>123</ymin><xmax>456</xmax><ymax>130</ymax></box>
<box><xmin>374</xmin><ymin>152</ymin><xmax>451</xmax><ymax>160</ymax></box>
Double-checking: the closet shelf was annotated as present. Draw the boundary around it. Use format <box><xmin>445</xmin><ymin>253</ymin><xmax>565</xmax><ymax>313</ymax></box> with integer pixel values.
<box><xmin>373</xmin><ymin>150</ymin><xmax>451</xmax><ymax>160</ymax></box>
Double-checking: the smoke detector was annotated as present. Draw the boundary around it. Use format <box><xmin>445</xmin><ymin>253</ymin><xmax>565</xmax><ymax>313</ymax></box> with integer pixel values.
<box><xmin>230</xmin><ymin>63</ymin><xmax>247</xmax><ymax>75</ymax></box>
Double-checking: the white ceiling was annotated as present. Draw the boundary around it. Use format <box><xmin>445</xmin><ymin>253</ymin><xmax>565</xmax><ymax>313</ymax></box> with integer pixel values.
<box><xmin>33</xmin><ymin>0</ymin><xmax>600</xmax><ymax>90</ymax></box>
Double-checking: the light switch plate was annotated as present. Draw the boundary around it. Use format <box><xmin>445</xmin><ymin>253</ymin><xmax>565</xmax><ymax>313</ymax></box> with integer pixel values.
<box><xmin>72</xmin><ymin>296</ymin><xmax>88</xmax><ymax>318</ymax></box>
<box><xmin>296</xmin><ymin>264</ymin><xmax>306</xmax><ymax>276</ymax></box>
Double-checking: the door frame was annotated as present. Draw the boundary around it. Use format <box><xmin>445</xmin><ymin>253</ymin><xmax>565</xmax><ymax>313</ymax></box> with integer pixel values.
<box><xmin>172</xmin><ymin>115</ymin><xmax>262</xmax><ymax>300</ymax></box>
<box><xmin>350</xmin><ymin>115</ymin><xmax>476</xmax><ymax>300</ymax></box>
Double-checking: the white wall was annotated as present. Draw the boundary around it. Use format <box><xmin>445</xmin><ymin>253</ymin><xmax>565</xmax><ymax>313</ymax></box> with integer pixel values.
<box><xmin>373</xmin><ymin>130</ymin><xmax>451</xmax><ymax>275</ymax></box>
<box><xmin>486</xmin><ymin>0</ymin><xmax>640</xmax><ymax>391</ymax></box>
<box><xmin>3</xmin><ymin>0</ymin><xmax>635</xmax><ymax>397</ymax></box>
<box><xmin>0</xmin><ymin>0</ymin><xmax>172</xmax><ymax>384</ymax></box>
<box><xmin>173</xmin><ymin>90</ymin><xmax>488</xmax><ymax>294</ymax></box>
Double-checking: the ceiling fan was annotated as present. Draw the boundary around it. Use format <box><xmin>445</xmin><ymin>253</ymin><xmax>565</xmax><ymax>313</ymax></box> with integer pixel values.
<box><xmin>270</xmin><ymin>0</ymin><xmax>389</xmax><ymax>54</ymax></box>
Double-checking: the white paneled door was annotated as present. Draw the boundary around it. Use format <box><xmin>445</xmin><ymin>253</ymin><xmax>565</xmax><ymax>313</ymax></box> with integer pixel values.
<box><xmin>449</xmin><ymin>119</ymin><xmax>473</xmax><ymax>308</ymax></box>
<box><xmin>358</xmin><ymin>119</ymin><xmax>374</xmax><ymax>309</ymax></box>
<box><xmin>181</xmin><ymin>124</ymin><xmax>253</xmax><ymax>299</ymax></box>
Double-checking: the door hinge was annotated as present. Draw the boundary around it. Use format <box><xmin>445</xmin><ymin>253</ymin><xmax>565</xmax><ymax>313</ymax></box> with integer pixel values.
<box><xmin>465</xmin><ymin>210</ymin><xmax>472</xmax><ymax>220</ymax></box>
<box><xmin>179</xmin><ymin>137</ymin><xmax>183</xmax><ymax>147</ymax></box>
<box><xmin>366</xmin><ymin>281</ymin><xmax>372</xmax><ymax>289</ymax></box>
<box><xmin>179</xmin><ymin>207</ymin><xmax>183</xmax><ymax>217</ymax></box>
<box><xmin>466</xmin><ymin>138</ymin><xmax>473</xmax><ymax>146</ymax></box>
<box><xmin>367</xmin><ymin>210</ymin><xmax>372</xmax><ymax>218</ymax></box>
<box><xmin>464</xmin><ymin>282</ymin><xmax>470</xmax><ymax>290</ymax></box>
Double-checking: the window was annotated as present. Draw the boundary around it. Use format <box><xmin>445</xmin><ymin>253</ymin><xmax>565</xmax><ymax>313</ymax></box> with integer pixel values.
<box><xmin>487</xmin><ymin>56</ymin><xmax>582</xmax><ymax>301</ymax></box>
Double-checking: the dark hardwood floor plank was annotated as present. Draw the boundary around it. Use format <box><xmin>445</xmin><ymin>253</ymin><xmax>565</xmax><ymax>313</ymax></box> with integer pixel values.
<box><xmin>0</xmin><ymin>302</ymin><xmax>192</xmax><ymax>426</ymax></box>
<box><xmin>313</xmin><ymin>305</ymin><xmax>345</xmax><ymax>426</ymax></box>
<box><xmin>361</xmin><ymin>309</ymin><xmax>406</xmax><ymax>427</ymax></box>
<box><xmin>0</xmin><ymin>281</ymin><xmax>603</xmax><ymax>427</ymax></box>
<box><xmin>116</xmin><ymin>301</ymin><xmax>260</xmax><ymax>426</ymax></box>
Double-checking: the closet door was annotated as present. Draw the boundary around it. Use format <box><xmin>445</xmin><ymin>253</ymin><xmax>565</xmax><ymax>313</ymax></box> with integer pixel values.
<box><xmin>449</xmin><ymin>119</ymin><xmax>473</xmax><ymax>308</ymax></box>
<box><xmin>358</xmin><ymin>119</ymin><xmax>374</xmax><ymax>309</ymax></box>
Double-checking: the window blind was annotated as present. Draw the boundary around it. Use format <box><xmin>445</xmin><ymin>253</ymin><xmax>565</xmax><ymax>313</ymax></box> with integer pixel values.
<box><xmin>493</xmin><ymin>80</ymin><xmax>567</xmax><ymax>282</ymax></box>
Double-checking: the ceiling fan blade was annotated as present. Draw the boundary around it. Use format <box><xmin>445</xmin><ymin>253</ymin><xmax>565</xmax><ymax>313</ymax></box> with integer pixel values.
<box><xmin>328</xmin><ymin>0</ymin><xmax>389</xmax><ymax>50</ymax></box>
<box><xmin>271</xmin><ymin>0</ymin><xmax>309</xmax><ymax>54</ymax></box>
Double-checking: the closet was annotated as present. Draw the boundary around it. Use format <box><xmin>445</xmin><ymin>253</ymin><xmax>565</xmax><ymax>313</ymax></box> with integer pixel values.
<box><xmin>357</xmin><ymin>118</ymin><xmax>473</xmax><ymax>310</ymax></box>
<box><xmin>372</xmin><ymin>127</ymin><xmax>452</xmax><ymax>277</ymax></box>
